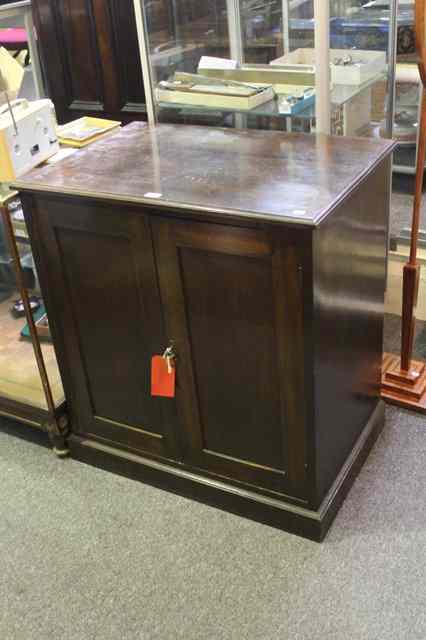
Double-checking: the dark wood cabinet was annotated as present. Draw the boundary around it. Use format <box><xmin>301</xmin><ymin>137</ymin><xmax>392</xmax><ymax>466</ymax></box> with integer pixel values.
<box><xmin>32</xmin><ymin>0</ymin><xmax>146</xmax><ymax>123</ymax></box>
<box><xmin>16</xmin><ymin>123</ymin><xmax>395</xmax><ymax>540</ymax></box>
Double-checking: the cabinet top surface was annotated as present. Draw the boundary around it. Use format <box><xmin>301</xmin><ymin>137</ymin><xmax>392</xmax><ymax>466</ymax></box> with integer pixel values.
<box><xmin>14</xmin><ymin>122</ymin><xmax>395</xmax><ymax>226</ymax></box>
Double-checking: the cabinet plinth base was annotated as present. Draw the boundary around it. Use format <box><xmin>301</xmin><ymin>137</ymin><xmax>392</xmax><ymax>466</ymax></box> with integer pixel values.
<box><xmin>381</xmin><ymin>353</ymin><xmax>426</xmax><ymax>413</ymax></box>
<box><xmin>68</xmin><ymin>402</ymin><xmax>384</xmax><ymax>542</ymax></box>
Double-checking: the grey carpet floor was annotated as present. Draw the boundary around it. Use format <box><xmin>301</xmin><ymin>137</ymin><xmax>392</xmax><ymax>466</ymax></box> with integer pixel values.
<box><xmin>384</xmin><ymin>312</ymin><xmax>426</xmax><ymax>358</ymax></box>
<box><xmin>0</xmin><ymin>407</ymin><xmax>425</xmax><ymax>640</ymax></box>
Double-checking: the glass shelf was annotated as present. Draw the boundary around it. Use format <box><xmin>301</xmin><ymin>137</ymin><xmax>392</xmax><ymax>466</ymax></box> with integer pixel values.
<box><xmin>331</xmin><ymin>71</ymin><xmax>388</xmax><ymax>106</ymax></box>
<box><xmin>157</xmin><ymin>71</ymin><xmax>387</xmax><ymax>128</ymax></box>
<box><xmin>158</xmin><ymin>97</ymin><xmax>314</xmax><ymax>120</ymax></box>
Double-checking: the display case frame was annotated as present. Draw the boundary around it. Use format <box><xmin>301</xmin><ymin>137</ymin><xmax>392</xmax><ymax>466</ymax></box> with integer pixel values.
<box><xmin>0</xmin><ymin>0</ymin><xmax>44</xmax><ymax>99</ymax></box>
<box><xmin>392</xmin><ymin>0</ymin><xmax>422</xmax><ymax>175</ymax></box>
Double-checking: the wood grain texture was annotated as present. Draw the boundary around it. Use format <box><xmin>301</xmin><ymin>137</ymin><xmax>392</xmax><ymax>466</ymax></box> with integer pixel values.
<box><xmin>32</xmin><ymin>0</ymin><xmax>146</xmax><ymax>123</ymax></box>
<box><xmin>107</xmin><ymin>0</ymin><xmax>145</xmax><ymax>113</ymax></box>
<box><xmin>59</xmin><ymin>0</ymin><xmax>103</xmax><ymax>106</ymax></box>
<box><xmin>312</xmin><ymin>159</ymin><xmax>390</xmax><ymax>505</ymax></box>
<box><xmin>15</xmin><ymin>123</ymin><xmax>396</xmax><ymax>226</ymax></box>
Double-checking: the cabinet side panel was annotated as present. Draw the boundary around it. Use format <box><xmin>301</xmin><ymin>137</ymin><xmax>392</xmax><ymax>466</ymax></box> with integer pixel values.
<box><xmin>313</xmin><ymin>158</ymin><xmax>390</xmax><ymax>504</ymax></box>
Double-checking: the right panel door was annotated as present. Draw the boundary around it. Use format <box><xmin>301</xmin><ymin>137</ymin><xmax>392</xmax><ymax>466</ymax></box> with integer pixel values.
<box><xmin>153</xmin><ymin>217</ymin><xmax>309</xmax><ymax>499</ymax></box>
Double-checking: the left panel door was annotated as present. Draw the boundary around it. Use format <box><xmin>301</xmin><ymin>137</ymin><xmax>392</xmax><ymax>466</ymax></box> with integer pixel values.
<box><xmin>29</xmin><ymin>197</ymin><xmax>181</xmax><ymax>461</ymax></box>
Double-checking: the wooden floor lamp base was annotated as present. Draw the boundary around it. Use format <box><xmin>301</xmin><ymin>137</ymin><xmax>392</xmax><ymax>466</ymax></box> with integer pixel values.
<box><xmin>381</xmin><ymin>352</ymin><xmax>426</xmax><ymax>413</ymax></box>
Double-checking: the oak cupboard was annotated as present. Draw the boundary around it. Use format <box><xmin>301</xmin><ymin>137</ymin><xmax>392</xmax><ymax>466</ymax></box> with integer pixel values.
<box><xmin>15</xmin><ymin>123</ymin><xmax>395</xmax><ymax>540</ymax></box>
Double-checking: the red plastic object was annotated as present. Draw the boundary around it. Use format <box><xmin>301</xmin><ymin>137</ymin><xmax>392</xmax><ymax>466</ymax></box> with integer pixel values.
<box><xmin>151</xmin><ymin>356</ymin><xmax>176</xmax><ymax>398</ymax></box>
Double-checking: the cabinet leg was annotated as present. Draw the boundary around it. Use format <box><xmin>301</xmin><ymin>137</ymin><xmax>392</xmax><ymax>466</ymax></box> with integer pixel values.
<box><xmin>46</xmin><ymin>415</ymin><xmax>70</xmax><ymax>458</ymax></box>
<box><xmin>50</xmin><ymin>433</ymin><xmax>70</xmax><ymax>458</ymax></box>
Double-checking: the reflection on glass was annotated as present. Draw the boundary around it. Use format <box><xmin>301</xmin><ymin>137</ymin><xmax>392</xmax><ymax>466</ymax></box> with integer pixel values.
<box><xmin>389</xmin><ymin>0</ymin><xmax>422</xmax><ymax>328</ymax></box>
<box><xmin>392</xmin><ymin>0</ymin><xmax>419</xmax><ymax>171</ymax></box>
<box><xmin>141</xmin><ymin>0</ymin><xmax>397</xmax><ymax>135</ymax></box>
<box><xmin>143</xmin><ymin>0</ymin><xmax>234</xmax><ymax>126</ymax></box>
<box><xmin>239</xmin><ymin>0</ymin><xmax>316</xmax><ymax>131</ymax></box>
<box><xmin>143</xmin><ymin>0</ymin><xmax>318</xmax><ymax>131</ymax></box>
<box><xmin>327</xmin><ymin>0</ymin><xmax>398</xmax><ymax>139</ymax></box>
<box><xmin>240</xmin><ymin>0</ymin><xmax>314</xmax><ymax>65</ymax></box>
<box><xmin>144</xmin><ymin>1</ymin><xmax>230</xmax><ymax>85</ymax></box>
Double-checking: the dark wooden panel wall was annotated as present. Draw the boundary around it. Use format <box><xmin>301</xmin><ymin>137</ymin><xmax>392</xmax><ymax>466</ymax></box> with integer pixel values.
<box><xmin>32</xmin><ymin>0</ymin><xmax>146</xmax><ymax>123</ymax></box>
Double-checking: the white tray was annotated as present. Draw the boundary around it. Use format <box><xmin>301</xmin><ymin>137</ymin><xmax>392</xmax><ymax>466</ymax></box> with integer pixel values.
<box><xmin>271</xmin><ymin>48</ymin><xmax>386</xmax><ymax>86</ymax></box>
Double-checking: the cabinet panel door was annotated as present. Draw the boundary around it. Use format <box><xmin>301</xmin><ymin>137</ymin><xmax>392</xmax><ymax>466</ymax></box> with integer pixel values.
<box><xmin>153</xmin><ymin>218</ymin><xmax>309</xmax><ymax>497</ymax></box>
<box><xmin>33</xmin><ymin>199</ymin><xmax>180</xmax><ymax>460</ymax></box>
<box><xmin>32</xmin><ymin>0</ymin><xmax>146</xmax><ymax>123</ymax></box>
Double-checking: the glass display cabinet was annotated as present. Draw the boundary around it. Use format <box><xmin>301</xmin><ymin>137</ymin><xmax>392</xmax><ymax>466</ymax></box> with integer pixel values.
<box><xmin>391</xmin><ymin>0</ymin><xmax>419</xmax><ymax>174</ymax></box>
<box><xmin>133</xmin><ymin>0</ymin><xmax>399</xmax><ymax>138</ymax></box>
<box><xmin>0</xmin><ymin>185</ymin><xmax>67</xmax><ymax>453</ymax></box>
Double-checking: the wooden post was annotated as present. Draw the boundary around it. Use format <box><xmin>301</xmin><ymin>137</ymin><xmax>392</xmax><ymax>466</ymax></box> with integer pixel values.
<box><xmin>381</xmin><ymin>0</ymin><xmax>426</xmax><ymax>412</ymax></box>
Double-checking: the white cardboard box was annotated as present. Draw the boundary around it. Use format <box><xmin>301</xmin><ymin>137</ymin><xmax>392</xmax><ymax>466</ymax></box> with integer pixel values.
<box><xmin>271</xmin><ymin>48</ymin><xmax>386</xmax><ymax>85</ymax></box>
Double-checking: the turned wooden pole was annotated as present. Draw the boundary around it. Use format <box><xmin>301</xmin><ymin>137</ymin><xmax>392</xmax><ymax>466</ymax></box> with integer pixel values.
<box><xmin>400</xmin><ymin>0</ymin><xmax>426</xmax><ymax>372</ymax></box>
<box><xmin>400</xmin><ymin>93</ymin><xmax>426</xmax><ymax>370</ymax></box>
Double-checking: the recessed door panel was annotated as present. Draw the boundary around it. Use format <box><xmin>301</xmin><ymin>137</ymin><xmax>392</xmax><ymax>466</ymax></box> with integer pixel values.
<box><xmin>153</xmin><ymin>217</ymin><xmax>308</xmax><ymax>497</ymax></box>
<box><xmin>180</xmin><ymin>247</ymin><xmax>284</xmax><ymax>470</ymax></box>
<box><xmin>34</xmin><ymin>199</ymin><xmax>180</xmax><ymax>460</ymax></box>
<box><xmin>32</xmin><ymin>0</ymin><xmax>146</xmax><ymax>122</ymax></box>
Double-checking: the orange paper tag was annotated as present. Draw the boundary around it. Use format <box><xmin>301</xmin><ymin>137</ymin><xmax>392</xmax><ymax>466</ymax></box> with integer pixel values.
<box><xmin>151</xmin><ymin>355</ymin><xmax>176</xmax><ymax>398</ymax></box>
